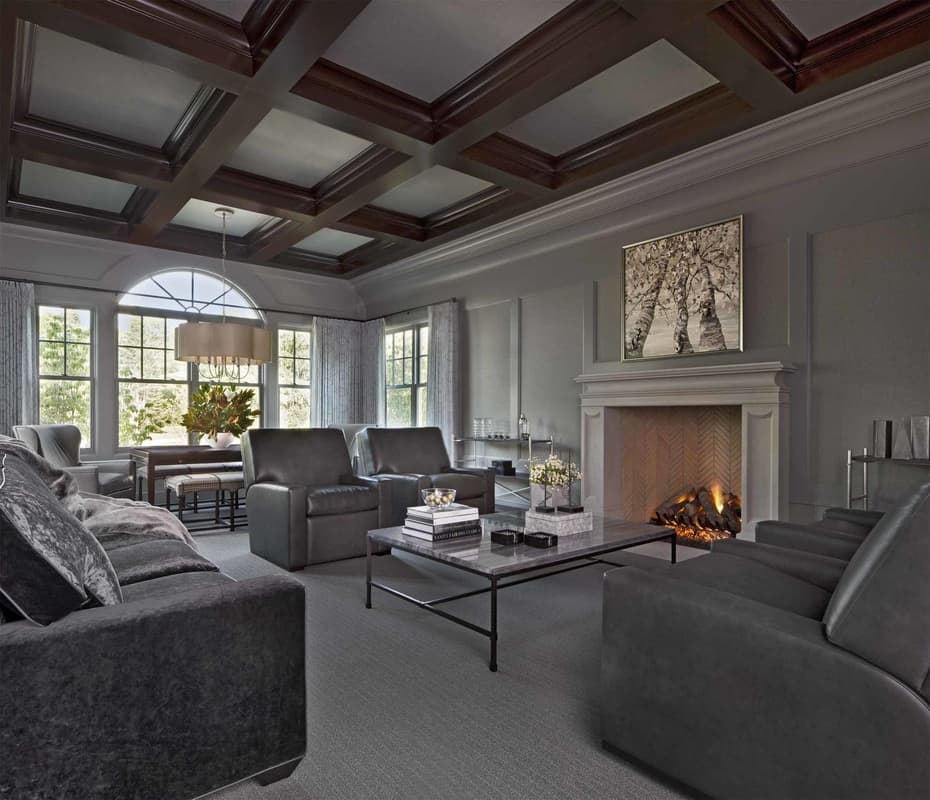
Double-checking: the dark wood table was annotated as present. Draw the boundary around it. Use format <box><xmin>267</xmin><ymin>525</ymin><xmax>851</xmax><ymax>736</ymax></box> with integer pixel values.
<box><xmin>129</xmin><ymin>445</ymin><xmax>242</xmax><ymax>505</ymax></box>
<box><xmin>366</xmin><ymin>511</ymin><xmax>675</xmax><ymax>671</ymax></box>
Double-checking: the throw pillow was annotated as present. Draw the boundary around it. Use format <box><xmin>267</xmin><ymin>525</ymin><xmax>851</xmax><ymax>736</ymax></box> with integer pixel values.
<box><xmin>0</xmin><ymin>450</ymin><xmax>122</xmax><ymax>625</ymax></box>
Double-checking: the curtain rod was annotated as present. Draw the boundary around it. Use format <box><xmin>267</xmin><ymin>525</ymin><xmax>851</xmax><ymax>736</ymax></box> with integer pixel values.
<box><xmin>2</xmin><ymin>276</ymin><xmax>455</xmax><ymax>323</ymax></box>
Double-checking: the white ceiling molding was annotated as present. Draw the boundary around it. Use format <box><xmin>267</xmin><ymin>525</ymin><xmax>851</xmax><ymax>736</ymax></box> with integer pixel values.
<box><xmin>353</xmin><ymin>63</ymin><xmax>930</xmax><ymax>303</ymax></box>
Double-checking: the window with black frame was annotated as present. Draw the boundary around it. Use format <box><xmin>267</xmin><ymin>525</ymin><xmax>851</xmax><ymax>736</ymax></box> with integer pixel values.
<box><xmin>385</xmin><ymin>324</ymin><xmax>428</xmax><ymax>427</ymax></box>
<box><xmin>277</xmin><ymin>327</ymin><xmax>312</xmax><ymax>428</ymax></box>
<box><xmin>38</xmin><ymin>305</ymin><xmax>94</xmax><ymax>446</ymax></box>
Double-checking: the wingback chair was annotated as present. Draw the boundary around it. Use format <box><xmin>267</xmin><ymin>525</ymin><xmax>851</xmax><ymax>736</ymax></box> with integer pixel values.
<box><xmin>601</xmin><ymin>482</ymin><xmax>930</xmax><ymax>800</ymax></box>
<box><xmin>357</xmin><ymin>427</ymin><xmax>495</xmax><ymax>526</ymax></box>
<box><xmin>241</xmin><ymin>428</ymin><xmax>391</xmax><ymax>570</ymax></box>
<box><xmin>12</xmin><ymin>424</ymin><xmax>135</xmax><ymax>498</ymax></box>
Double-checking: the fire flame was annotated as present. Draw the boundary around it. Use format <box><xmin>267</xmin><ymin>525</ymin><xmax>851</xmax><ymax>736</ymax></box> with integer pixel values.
<box><xmin>710</xmin><ymin>481</ymin><xmax>725</xmax><ymax>514</ymax></box>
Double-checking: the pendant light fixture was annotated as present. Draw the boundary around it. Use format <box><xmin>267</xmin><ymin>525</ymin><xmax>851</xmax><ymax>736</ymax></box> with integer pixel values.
<box><xmin>174</xmin><ymin>207</ymin><xmax>272</xmax><ymax>381</ymax></box>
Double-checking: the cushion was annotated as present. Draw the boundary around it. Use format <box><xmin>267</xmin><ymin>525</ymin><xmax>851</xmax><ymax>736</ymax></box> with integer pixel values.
<box><xmin>364</xmin><ymin>427</ymin><xmax>450</xmax><ymax>475</ymax></box>
<box><xmin>429</xmin><ymin>471</ymin><xmax>486</xmax><ymax>500</ymax></box>
<box><xmin>120</xmin><ymin>571</ymin><xmax>235</xmax><ymax>603</ymax></box>
<box><xmin>306</xmin><ymin>484</ymin><xmax>378</xmax><ymax>516</ymax></box>
<box><xmin>106</xmin><ymin>540</ymin><xmax>219</xmax><ymax>586</ymax></box>
<box><xmin>669</xmin><ymin>552</ymin><xmax>832</xmax><ymax>620</ymax></box>
<box><xmin>98</xmin><ymin>470</ymin><xmax>134</xmax><ymax>496</ymax></box>
<box><xmin>0</xmin><ymin>451</ymin><xmax>121</xmax><ymax>625</ymax></box>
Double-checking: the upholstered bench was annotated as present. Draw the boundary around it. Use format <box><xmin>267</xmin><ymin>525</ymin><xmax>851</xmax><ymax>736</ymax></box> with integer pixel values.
<box><xmin>165</xmin><ymin>471</ymin><xmax>245</xmax><ymax>531</ymax></box>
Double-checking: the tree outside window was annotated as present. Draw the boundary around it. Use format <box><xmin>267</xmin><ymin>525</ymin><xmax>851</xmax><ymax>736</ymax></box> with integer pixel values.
<box><xmin>278</xmin><ymin>328</ymin><xmax>312</xmax><ymax>428</ymax></box>
<box><xmin>38</xmin><ymin>306</ymin><xmax>93</xmax><ymax>445</ymax></box>
<box><xmin>385</xmin><ymin>324</ymin><xmax>428</xmax><ymax>427</ymax></box>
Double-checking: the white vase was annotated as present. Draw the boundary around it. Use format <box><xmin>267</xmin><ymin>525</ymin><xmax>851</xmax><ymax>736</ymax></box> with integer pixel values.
<box><xmin>208</xmin><ymin>432</ymin><xmax>235</xmax><ymax>449</ymax></box>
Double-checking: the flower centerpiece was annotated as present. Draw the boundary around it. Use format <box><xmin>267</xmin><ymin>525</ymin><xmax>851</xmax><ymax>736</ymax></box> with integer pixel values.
<box><xmin>180</xmin><ymin>384</ymin><xmax>259</xmax><ymax>448</ymax></box>
<box><xmin>528</xmin><ymin>454</ymin><xmax>582</xmax><ymax>513</ymax></box>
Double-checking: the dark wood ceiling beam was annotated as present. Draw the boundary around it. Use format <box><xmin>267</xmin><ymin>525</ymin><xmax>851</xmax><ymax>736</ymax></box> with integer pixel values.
<box><xmin>314</xmin><ymin>145</ymin><xmax>411</xmax><ymax>207</ymax></box>
<box><xmin>129</xmin><ymin>0</ymin><xmax>372</xmax><ymax>244</ymax></box>
<box><xmin>424</xmin><ymin>187</ymin><xmax>521</xmax><ymax>236</ymax></box>
<box><xmin>6</xmin><ymin>195</ymin><xmax>129</xmax><ymax>237</ymax></box>
<box><xmin>336</xmin><ymin>205</ymin><xmax>426</xmax><ymax>241</ymax></box>
<box><xmin>11</xmin><ymin>0</ymin><xmax>251</xmax><ymax>93</ymax></box>
<box><xmin>339</xmin><ymin>238</ymin><xmax>407</xmax><ymax>272</ymax></box>
<box><xmin>0</xmin><ymin>10</ymin><xmax>22</xmax><ymax>220</ymax></box>
<box><xmin>10</xmin><ymin>117</ymin><xmax>174</xmax><ymax>188</ymax></box>
<box><xmin>458</xmin><ymin>135</ymin><xmax>557</xmax><ymax>189</ymax></box>
<box><xmin>154</xmin><ymin>222</ymin><xmax>255</xmax><ymax>264</ymax></box>
<box><xmin>162</xmin><ymin>86</ymin><xmax>234</xmax><ymax>162</ymax></box>
<box><xmin>266</xmin><ymin>248</ymin><xmax>343</xmax><ymax>276</ymax></box>
<box><xmin>200</xmin><ymin>167</ymin><xmax>316</xmax><ymax>221</ymax></box>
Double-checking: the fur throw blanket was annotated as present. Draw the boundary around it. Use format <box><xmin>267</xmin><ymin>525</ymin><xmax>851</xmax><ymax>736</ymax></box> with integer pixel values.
<box><xmin>0</xmin><ymin>438</ymin><xmax>195</xmax><ymax>550</ymax></box>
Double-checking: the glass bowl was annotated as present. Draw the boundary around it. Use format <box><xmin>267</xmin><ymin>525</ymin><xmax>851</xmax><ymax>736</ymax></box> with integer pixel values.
<box><xmin>421</xmin><ymin>488</ymin><xmax>457</xmax><ymax>510</ymax></box>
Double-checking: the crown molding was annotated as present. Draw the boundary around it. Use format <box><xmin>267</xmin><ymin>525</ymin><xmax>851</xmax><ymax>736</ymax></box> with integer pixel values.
<box><xmin>353</xmin><ymin>62</ymin><xmax>930</xmax><ymax>297</ymax></box>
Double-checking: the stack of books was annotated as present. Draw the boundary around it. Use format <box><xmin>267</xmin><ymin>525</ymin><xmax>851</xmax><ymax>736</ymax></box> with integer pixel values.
<box><xmin>402</xmin><ymin>503</ymin><xmax>481</xmax><ymax>542</ymax></box>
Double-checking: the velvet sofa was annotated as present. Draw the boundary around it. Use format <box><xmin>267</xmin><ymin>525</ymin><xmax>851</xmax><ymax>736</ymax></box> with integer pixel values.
<box><xmin>601</xmin><ymin>483</ymin><xmax>930</xmax><ymax>800</ymax></box>
<box><xmin>357</xmin><ymin>426</ymin><xmax>495</xmax><ymax>526</ymax></box>
<box><xmin>0</xmin><ymin>444</ymin><xmax>306</xmax><ymax>800</ymax></box>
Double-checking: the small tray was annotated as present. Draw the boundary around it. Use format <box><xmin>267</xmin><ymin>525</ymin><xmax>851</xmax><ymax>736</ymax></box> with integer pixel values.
<box><xmin>524</xmin><ymin>532</ymin><xmax>558</xmax><ymax>548</ymax></box>
<box><xmin>491</xmin><ymin>528</ymin><xmax>524</xmax><ymax>545</ymax></box>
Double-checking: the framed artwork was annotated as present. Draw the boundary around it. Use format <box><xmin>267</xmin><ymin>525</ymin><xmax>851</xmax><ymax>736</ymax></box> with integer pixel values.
<box><xmin>621</xmin><ymin>215</ymin><xmax>743</xmax><ymax>361</ymax></box>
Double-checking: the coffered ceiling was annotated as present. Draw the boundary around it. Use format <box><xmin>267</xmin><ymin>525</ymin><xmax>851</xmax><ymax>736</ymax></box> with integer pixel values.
<box><xmin>1</xmin><ymin>0</ymin><xmax>927</xmax><ymax>280</ymax></box>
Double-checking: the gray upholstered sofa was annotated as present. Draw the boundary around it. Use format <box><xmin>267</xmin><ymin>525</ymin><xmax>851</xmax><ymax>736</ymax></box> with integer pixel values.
<box><xmin>242</xmin><ymin>428</ymin><xmax>390</xmax><ymax>570</ymax></box>
<box><xmin>357</xmin><ymin>426</ymin><xmax>495</xmax><ymax>526</ymax></box>
<box><xmin>14</xmin><ymin>423</ymin><xmax>135</xmax><ymax>497</ymax></box>
<box><xmin>0</xmin><ymin>444</ymin><xmax>306</xmax><ymax>800</ymax></box>
<box><xmin>601</xmin><ymin>483</ymin><xmax>930</xmax><ymax>800</ymax></box>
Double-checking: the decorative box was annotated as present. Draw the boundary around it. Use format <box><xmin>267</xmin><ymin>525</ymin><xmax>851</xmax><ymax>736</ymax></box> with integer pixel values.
<box><xmin>524</xmin><ymin>509</ymin><xmax>593</xmax><ymax>536</ymax></box>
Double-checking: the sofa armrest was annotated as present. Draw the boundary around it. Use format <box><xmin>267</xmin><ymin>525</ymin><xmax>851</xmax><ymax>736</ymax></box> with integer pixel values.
<box><xmin>602</xmin><ymin>567</ymin><xmax>930</xmax><ymax>800</ymax></box>
<box><xmin>710</xmin><ymin>538</ymin><xmax>848</xmax><ymax>591</ymax></box>
<box><xmin>341</xmin><ymin>473</ymin><xmax>393</xmax><ymax>527</ymax></box>
<box><xmin>442</xmin><ymin>466</ymin><xmax>496</xmax><ymax>512</ymax></box>
<box><xmin>823</xmin><ymin>507</ymin><xmax>884</xmax><ymax>528</ymax></box>
<box><xmin>0</xmin><ymin>574</ymin><xmax>306</xmax><ymax>800</ymax></box>
<box><xmin>372</xmin><ymin>473</ymin><xmax>429</xmax><ymax>525</ymax></box>
<box><xmin>756</xmin><ymin>520</ymin><xmax>860</xmax><ymax>560</ymax></box>
<box><xmin>85</xmin><ymin>457</ymin><xmax>135</xmax><ymax>475</ymax></box>
<box><xmin>246</xmin><ymin>482</ymin><xmax>308</xmax><ymax>570</ymax></box>
<box><xmin>65</xmin><ymin>464</ymin><xmax>99</xmax><ymax>493</ymax></box>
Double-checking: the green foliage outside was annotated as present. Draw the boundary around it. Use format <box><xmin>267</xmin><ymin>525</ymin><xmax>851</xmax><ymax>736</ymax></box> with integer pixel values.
<box><xmin>278</xmin><ymin>328</ymin><xmax>311</xmax><ymax>428</ymax></box>
<box><xmin>181</xmin><ymin>384</ymin><xmax>260</xmax><ymax>439</ymax></box>
<box><xmin>38</xmin><ymin>307</ymin><xmax>92</xmax><ymax>443</ymax></box>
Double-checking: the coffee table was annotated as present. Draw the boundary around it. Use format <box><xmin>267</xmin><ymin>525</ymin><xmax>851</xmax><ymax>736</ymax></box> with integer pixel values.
<box><xmin>366</xmin><ymin>511</ymin><xmax>675</xmax><ymax>671</ymax></box>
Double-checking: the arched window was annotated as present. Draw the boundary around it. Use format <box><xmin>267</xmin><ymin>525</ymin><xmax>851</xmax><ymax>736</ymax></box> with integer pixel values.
<box><xmin>116</xmin><ymin>270</ymin><xmax>263</xmax><ymax>447</ymax></box>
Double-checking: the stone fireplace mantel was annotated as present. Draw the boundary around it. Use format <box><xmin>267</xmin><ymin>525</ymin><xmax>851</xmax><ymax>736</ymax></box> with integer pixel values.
<box><xmin>576</xmin><ymin>361</ymin><xmax>796</xmax><ymax>536</ymax></box>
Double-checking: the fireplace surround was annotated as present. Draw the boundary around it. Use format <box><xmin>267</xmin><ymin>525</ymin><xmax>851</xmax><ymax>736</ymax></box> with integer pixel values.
<box><xmin>577</xmin><ymin>361</ymin><xmax>795</xmax><ymax>537</ymax></box>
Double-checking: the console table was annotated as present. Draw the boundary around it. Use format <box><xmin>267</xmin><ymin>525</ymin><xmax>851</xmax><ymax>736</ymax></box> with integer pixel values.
<box><xmin>129</xmin><ymin>445</ymin><xmax>241</xmax><ymax>505</ymax></box>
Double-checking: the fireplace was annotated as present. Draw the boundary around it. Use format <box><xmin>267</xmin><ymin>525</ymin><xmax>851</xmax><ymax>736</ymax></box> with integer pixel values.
<box><xmin>577</xmin><ymin>361</ymin><xmax>795</xmax><ymax>537</ymax></box>
<box><xmin>653</xmin><ymin>484</ymin><xmax>742</xmax><ymax>548</ymax></box>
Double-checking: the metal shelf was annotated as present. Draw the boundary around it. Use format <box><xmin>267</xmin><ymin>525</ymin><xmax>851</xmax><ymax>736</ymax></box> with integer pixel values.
<box><xmin>847</xmin><ymin>448</ymin><xmax>930</xmax><ymax>508</ymax></box>
<box><xmin>851</xmin><ymin>455</ymin><xmax>930</xmax><ymax>466</ymax></box>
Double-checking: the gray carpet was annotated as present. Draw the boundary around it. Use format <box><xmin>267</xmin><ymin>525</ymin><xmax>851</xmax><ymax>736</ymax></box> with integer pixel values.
<box><xmin>196</xmin><ymin>530</ymin><xmax>699</xmax><ymax>800</ymax></box>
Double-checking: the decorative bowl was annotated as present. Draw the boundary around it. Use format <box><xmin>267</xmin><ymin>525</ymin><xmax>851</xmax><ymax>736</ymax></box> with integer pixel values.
<box><xmin>421</xmin><ymin>488</ymin><xmax>457</xmax><ymax>509</ymax></box>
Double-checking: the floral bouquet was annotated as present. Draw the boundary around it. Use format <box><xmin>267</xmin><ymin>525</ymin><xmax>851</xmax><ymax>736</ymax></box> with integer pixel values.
<box><xmin>528</xmin><ymin>454</ymin><xmax>582</xmax><ymax>512</ymax></box>
<box><xmin>181</xmin><ymin>384</ymin><xmax>259</xmax><ymax>446</ymax></box>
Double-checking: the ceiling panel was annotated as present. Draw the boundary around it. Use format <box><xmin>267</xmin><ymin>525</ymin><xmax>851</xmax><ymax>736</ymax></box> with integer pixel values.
<box><xmin>185</xmin><ymin>0</ymin><xmax>255</xmax><ymax>21</ymax></box>
<box><xmin>371</xmin><ymin>166</ymin><xmax>493</xmax><ymax>218</ymax></box>
<box><xmin>19</xmin><ymin>160</ymin><xmax>135</xmax><ymax>213</ymax></box>
<box><xmin>323</xmin><ymin>0</ymin><xmax>573</xmax><ymax>102</ymax></box>
<box><xmin>772</xmin><ymin>0</ymin><xmax>890</xmax><ymax>40</ymax></box>
<box><xmin>500</xmin><ymin>40</ymin><xmax>718</xmax><ymax>155</ymax></box>
<box><xmin>29</xmin><ymin>26</ymin><xmax>202</xmax><ymax>148</ymax></box>
<box><xmin>170</xmin><ymin>199</ymin><xmax>276</xmax><ymax>237</ymax></box>
<box><xmin>293</xmin><ymin>228</ymin><xmax>373</xmax><ymax>256</ymax></box>
<box><xmin>225</xmin><ymin>110</ymin><xmax>373</xmax><ymax>188</ymax></box>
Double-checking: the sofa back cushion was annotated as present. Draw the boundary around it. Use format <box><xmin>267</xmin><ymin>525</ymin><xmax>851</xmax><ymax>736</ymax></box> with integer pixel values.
<box><xmin>824</xmin><ymin>482</ymin><xmax>930</xmax><ymax>699</ymax></box>
<box><xmin>363</xmin><ymin>427</ymin><xmax>450</xmax><ymax>476</ymax></box>
<box><xmin>0</xmin><ymin>450</ymin><xmax>121</xmax><ymax>624</ymax></box>
<box><xmin>242</xmin><ymin>428</ymin><xmax>351</xmax><ymax>488</ymax></box>
<box><xmin>12</xmin><ymin>424</ymin><xmax>82</xmax><ymax>467</ymax></box>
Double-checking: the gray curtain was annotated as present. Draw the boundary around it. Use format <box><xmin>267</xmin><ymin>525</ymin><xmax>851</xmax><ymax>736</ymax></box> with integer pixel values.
<box><xmin>311</xmin><ymin>317</ymin><xmax>362</xmax><ymax>426</ymax></box>
<box><xmin>0</xmin><ymin>280</ymin><xmax>38</xmax><ymax>436</ymax></box>
<box><xmin>360</xmin><ymin>318</ymin><xmax>385</xmax><ymax>425</ymax></box>
<box><xmin>426</xmin><ymin>300</ymin><xmax>461</xmax><ymax>452</ymax></box>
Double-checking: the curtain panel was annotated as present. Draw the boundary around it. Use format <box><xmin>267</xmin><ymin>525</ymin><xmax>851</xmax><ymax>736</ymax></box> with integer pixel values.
<box><xmin>0</xmin><ymin>280</ymin><xmax>38</xmax><ymax>436</ymax></box>
<box><xmin>426</xmin><ymin>300</ymin><xmax>461</xmax><ymax>453</ymax></box>
<box><xmin>360</xmin><ymin>318</ymin><xmax>385</xmax><ymax>426</ymax></box>
<box><xmin>311</xmin><ymin>317</ymin><xmax>362</xmax><ymax>427</ymax></box>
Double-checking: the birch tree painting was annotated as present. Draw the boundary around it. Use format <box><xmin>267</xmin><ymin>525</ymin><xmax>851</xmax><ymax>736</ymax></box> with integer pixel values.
<box><xmin>622</xmin><ymin>217</ymin><xmax>742</xmax><ymax>360</ymax></box>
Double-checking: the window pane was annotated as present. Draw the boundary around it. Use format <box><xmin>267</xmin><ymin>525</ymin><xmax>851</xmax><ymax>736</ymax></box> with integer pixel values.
<box><xmin>165</xmin><ymin>318</ymin><xmax>183</xmax><ymax>353</ymax></box>
<box><xmin>279</xmin><ymin>357</ymin><xmax>294</xmax><ymax>386</ymax></box>
<box><xmin>404</xmin><ymin>357</ymin><xmax>413</xmax><ymax>385</ymax></box>
<box><xmin>419</xmin><ymin>325</ymin><xmax>429</xmax><ymax>354</ymax></box>
<box><xmin>142</xmin><ymin>317</ymin><xmax>164</xmax><ymax>348</ymax></box>
<box><xmin>39</xmin><ymin>307</ymin><xmax>65</xmax><ymax>341</ymax></box>
<box><xmin>294</xmin><ymin>331</ymin><xmax>311</xmax><ymax>359</ymax></box>
<box><xmin>419</xmin><ymin>354</ymin><xmax>428</xmax><ymax>383</ymax></box>
<box><xmin>66</xmin><ymin>343</ymin><xmax>91</xmax><ymax>377</ymax></box>
<box><xmin>40</xmin><ymin>379</ymin><xmax>91</xmax><ymax>443</ymax></box>
<box><xmin>278</xmin><ymin>329</ymin><xmax>293</xmax><ymax>358</ymax></box>
<box><xmin>118</xmin><ymin>314</ymin><xmax>141</xmax><ymax>345</ymax></box>
<box><xmin>403</xmin><ymin>329</ymin><xmax>413</xmax><ymax>357</ymax></box>
<box><xmin>279</xmin><ymin>387</ymin><xmax>311</xmax><ymax>429</ymax></box>
<box><xmin>165</xmin><ymin>353</ymin><xmax>187</xmax><ymax>381</ymax></box>
<box><xmin>118</xmin><ymin>347</ymin><xmax>140</xmax><ymax>379</ymax></box>
<box><xmin>39</xmin><ymin>340</ymin><xmax>65</xmax><ymax>375</ymax></box>
<box><xmin>416</xmin><ymin>385</ymin><xmax>428</xmax><ymax>427</ymax></box>
<box><xmin>118</xmin><ymin>382</ymin><xmax>187</xmax><ymax>447</ymax></box>
<box><xmin>294</xmin><ymin>357</ymin><xmax>310</xmax><ymax>385</ymax></box>
<box><xmin>386</xmin><ymin>388</ymin><xmax>412</xmax><ymax>427</ymax></box>
<box><xmin>68</xmin><ymin>309</ymin><xmax>92</xmax><ymax>343</ymax></box>
<box><xmin>142</xmin><ymin>348</ymin><xmax>166</xmax><ymax>381</ymax></box>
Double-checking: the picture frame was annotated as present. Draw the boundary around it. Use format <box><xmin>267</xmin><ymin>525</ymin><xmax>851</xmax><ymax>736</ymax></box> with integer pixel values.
<box><xmin>621</xmin><ymin>215</ymin><xmax>743</xmax><ymax>361</ymax></box>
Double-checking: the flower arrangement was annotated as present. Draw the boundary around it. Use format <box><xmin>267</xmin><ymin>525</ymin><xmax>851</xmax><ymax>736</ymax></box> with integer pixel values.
<box><xmin>528</xmin><ymin>455</ymin><xmax>582</xmax><ymax>488</ymax></box>
<box><xmin>180</xmin><ymin>384</ymin><xmax>259</xmax><ymax>441</ymax></box>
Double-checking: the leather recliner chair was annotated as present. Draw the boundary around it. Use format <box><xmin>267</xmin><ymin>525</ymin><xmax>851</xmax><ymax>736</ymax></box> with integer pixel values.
<box><xmin>357</xmin><ymin>427</ymin><xmax>495</xmax><ymax>526</ymax></box>
<box><xmin>13</xmin><ymin>424</ymin><xmax>135</xmax><ymax>498</ymax></box>
<box><xmin>242</xmin><ymin>428</ymin><xmax>391</xmax><ymax>570</ymax></box>
<box><xmin>600</xmin><ymin>482</ymin><xmax>930</xmax><ymax>800</ymax></box>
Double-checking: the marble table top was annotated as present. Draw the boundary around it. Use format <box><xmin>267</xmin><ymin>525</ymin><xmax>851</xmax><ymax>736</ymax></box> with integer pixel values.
<box><xmin>368</xmin><ymin>511</ymin><xmax>672</xmax><ymax>577</ymax></box>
